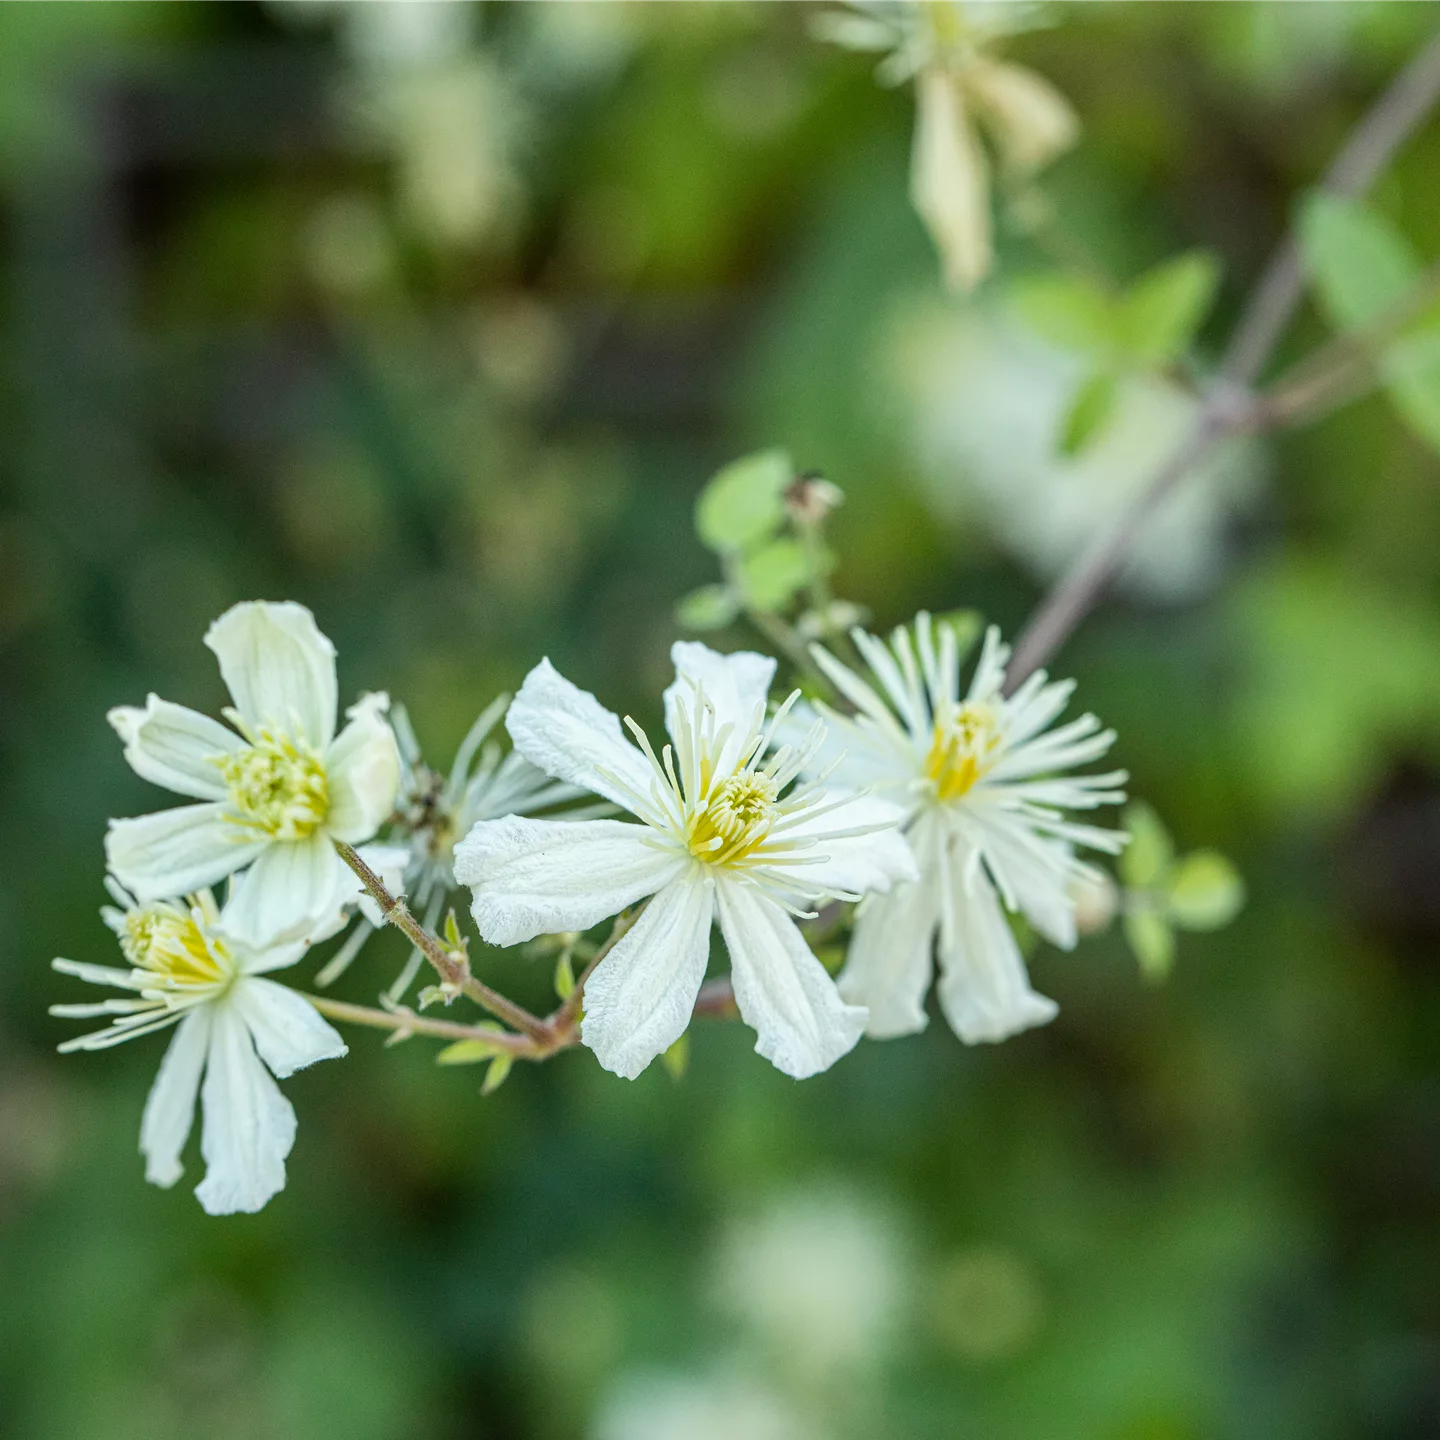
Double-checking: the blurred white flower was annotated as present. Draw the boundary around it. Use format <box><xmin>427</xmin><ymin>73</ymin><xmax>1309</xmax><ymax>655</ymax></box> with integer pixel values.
<box><xmin>593</xmin><ymin>1370</ymin><xmax>820</xmax><ymax>1440</ymax></box>
<box><xmin>885</xmin><ymin>302</ymin><xmax>1264</xmax><ymax>600</ymax></box>
<box><xmin>106</xmin><ymin>601</ymin><xmax>401</xmax><ymax>948</ymax></box>
<box><xmin>817</xmin><ymin>1</ymin><xmax>1077</xmax><ymax>291</ymax></box>
<box><xmin>798</xmin><ymin>615</ymin><xmax>1125</xmax><ymax>1042</ymax></box>
<box><xmin>51</xmin><ymin>884</ymin><xmax>345</xmax><ymax>1215</ymax></box>
<box><xmin>454</xmin><ymin>643</ymin><xmax>916</xmax><ymax>1080</ymax></box>
<box><xmin>712</xmin><ymin>1185</ymin><xmax>910</xmax><ymax>1378</ymax></box>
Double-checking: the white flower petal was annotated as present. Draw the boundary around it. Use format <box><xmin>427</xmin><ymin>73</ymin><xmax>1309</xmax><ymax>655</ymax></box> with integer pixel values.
<box><xmin>106</xmin><ymin>804</ymin><xmax>264</xmax><ymax>902</ymax></box>
<box><xmin>507</xmin><ymin>658</ymin><xmax>658</xmax><ymax>813</ymax></box>
<box><xmin>231</xmin><ymin>977</ymin><xmax>347</xmax><ymax>1079</ymax></box>
<box><xmin>960</xmin><ymin>802</ymin><xmax>1078</xmax><ymax>948</ymax></box>
<box><xmin>911</xmin><ymin>67</ymin><xmax>991</xmax><ymax>294</ymax></box>
<box><xmin>966</xmin><ymin>59</ymin><xmax>1079</xmax><ymax>174</ymax></box>
<box><xmin>194</xmin><ymin>1003</ymin><xmax>297</xmax><ymax>1215</ymax></box>
<box><xmin>936</xmin><ymin>843</ymin><xmax>1057</xmax><ymax>1044</ymax></box>
<box><xmin>715</xmin><ymin>878</ymin><xmax>867</xmax><ymax>1079</ymax></box>
<box><xmin>139</xmin><ymin>1007</ymin><xmax>211</xmax><ymax>1189</ymax></box>
<box><xmin>325</xmin><ymin>704</ymin><xmax>401</xmax><ymax>842</ymax></box>
<box><xmin>773</xmin><ymin>792</ymin><xmax>918</xmax><ymax>898</ymax></box>
<box><xmin>108</xmin><ymin>696</ymin><xmax>243</xmax><ymax>801</ymax></box>
<box><xmin>205</xmin><ymin>600</ymin><xmax>338</xmax><ymax>749</ymax></box>
<box><xmin>352</xmin><ymin>841</ymin><xmax>411</xmax><ymax>930</ymax></box>
<box><xmin>455</xmin><ymin>815</ymin><xmax>685</xmax><ymax>947</ymax></box>
<box><xmin>580</xmin><ymin>875</ymin><xmax>714</xmax><ymax>1080</ymax></box>
<box><xmin>837</xmin><ymin>813</ymin><xmax>942</xmax><ymax>1037</ymax></box>
<box><xmin>221</xmin><ymin>830</ymin><xmax>339</xmax><ymax>946</ymax></box>
<box><xmin>663</xmin><ymin>642</ymin><xmax>776</xmax><ymax>776</ymax></box>
<box><xmin>776</xmin><ymin>699</ymin><xmax>912</xmax><ymax>793</ymax></box>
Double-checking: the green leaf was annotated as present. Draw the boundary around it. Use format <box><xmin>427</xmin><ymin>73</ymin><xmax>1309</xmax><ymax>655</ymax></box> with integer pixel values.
<box><xmin>1119</xmin><ymin>802</ymin><xmax>1174</xmax><ymax>889</ymax></box>
<box><xmin>695</xmin><ymin>449</ymin><xmax>792</xmax><ymax>554</ymax></box>
<box><xmin>1008</xmin><ymin>273</ymin><xmax>1116</xmax><ymax>353</ymax></box>
<box><xmin>1117</xmin><ymin>250</ymin><xmax>1221</xmax><ymax>366</ymax></box>
<box><xmin>443</xmin><ymin>909</ymin><xmax>466</xmax><ymax>955</ymax></box>
<box><xmin>1166</xmin><ymin>850</ymin><xmax>1245</xmax><ymax>931</ymax></box>
<box><xmin>1124</xmin><ymin>908</ymin><xmax>1176</xmax><ymax>982</ymax></box>
<box><xmin>738</xmin><ymin>537</ymin><xmax>811</xmax><ymax>611</ymax></box>
<box><xmin>436</xmin><ymin>1028</ymin><xmax>510</xmax><ymax>1065</ymax></box>
<box><xmin>675</xmin><ymin>584</ymin><xmax>740</xmax><ymax>632</ymax></box>
<box><xmin>1300</xmin><ymin>193</ymin><xmax>1418</xmax><ymax>330</ymax></box>
<box><xmin>661</xmin><ymin>1032</ymin><xmax>690</xmax><ymax>1080</ymax></box>
<box><xmin>1384</xmin><ymin>325</ymin><xmax>1440</xmax><ymax>453</ymax></box>
<box><xmin>1058</xmin><ymin>370</ymin><xmax>1119</xmax><ymax>456</ymax></box>
<box><xmin>554</xmin><ymin>950</ymin><xmax>576</xmax><ymax>1001</ymax></box>
<box><xmin>481</xmin><ymin>1054</ymin><xmax>513</xmax><ymax>1095</ymax></box>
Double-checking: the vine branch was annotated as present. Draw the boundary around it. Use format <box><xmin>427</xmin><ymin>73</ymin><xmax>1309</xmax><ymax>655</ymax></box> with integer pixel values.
<box><xmin>1005</xmin><ymin>28</ymin><xmax>1440</xmax><ymax>690</ymax></box>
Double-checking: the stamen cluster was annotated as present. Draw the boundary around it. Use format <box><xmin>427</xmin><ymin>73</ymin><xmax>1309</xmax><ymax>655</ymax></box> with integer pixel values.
<box><xmin>220</xmin><ymin>726</ymin><xmax>331</xmax><ymax>840</ymax></box>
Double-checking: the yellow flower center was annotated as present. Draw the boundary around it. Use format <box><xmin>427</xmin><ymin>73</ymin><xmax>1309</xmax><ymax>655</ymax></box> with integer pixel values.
<box><xmin>221</xmin><ymin>729</ymin><xmax>330</xmax><ymax>840</ymax></box>
<box><xmin>924</xmin><ymin>701</ymin><xmax>1002</xmax><ymax>802</ymax></box>
<box><xmin>687</xmin><ymin>771</ymin><xmax>779</xmax><ymax>864</ymax></box>
<box><xmin>121</xmin><ymin>903</ymin><xmax>227</xmax><ymax>988</ymax></box>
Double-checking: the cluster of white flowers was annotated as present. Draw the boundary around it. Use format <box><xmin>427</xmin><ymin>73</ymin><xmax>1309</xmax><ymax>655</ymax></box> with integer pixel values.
<box><xmin>52</xmin><ymin>599</ymin><xmax>1125</xmax><ymax>1215</ymax></box>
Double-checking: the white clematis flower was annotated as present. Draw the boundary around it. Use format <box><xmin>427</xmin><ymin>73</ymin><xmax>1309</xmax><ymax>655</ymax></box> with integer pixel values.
<box><xmin>454</xmin><ymin>643</ymin><xmax>917</xmax><ymax>1081</ymax></box>
<box><xmin>51</xmin><ymin>883</ymin><xmax>347</xmax><ymax>1215</ymax></box>
<box><xmin>817</xmin><ymin>1</ymin><xmax>1078</xmax><ymax>292</ymax></box>
<box><xmin>106</xmin><ymin>601</ymin><xmax>402</xmax><ymax>947</ymax></box>
<box><xmin>798</xmin><ymin>614</ymin><xmax>1126</xmax><ymax>1043</ymax></box>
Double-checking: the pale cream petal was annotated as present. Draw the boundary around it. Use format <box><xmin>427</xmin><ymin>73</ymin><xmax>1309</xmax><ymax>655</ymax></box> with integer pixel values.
<box><xmin>771</xmin><ymin>792</ymin><xmax>918</xmax><ymax>899</ymax></box>
<box><xmin>139</xmin><ymin>1007</ymin><xmax>211</xmax><ymax>1188</ymax></box>
<box><xmin>108</xmin><ymin>696</ymin><xmax>242</xmax><ymax>800</ymax></box>
<box><xmin>194</xmin><ymin>1003</ymin><xmax>297</xmax><ymax>1215</ymax></box>
<box><xmin>325</xmin><ymin>703</ymin><xmax>401</xmax><ymax>842</ymax></box>
<box><xmin>837</xmin><ymin>812</ymin><xmax>942</xmax><ymax>1037</ymax></box>
<box><xmin>966</xmin><ymin>60</ymin><xmax>1079</xmax><ymax>174</ymax></box>
<box><xmin>220</xmin><ymin>830</ymin><xmax>339</xmax><ymax>947</ymax></box>
<box><xmin>715</xmin><ymin>878</ymin><xmax>867</xmax><ymax>1079</ymax></box>
<box><xmin>205</xmin><ymin>600</ymin><xmax>338</xmax><ymax>749</ymax></box>
<box><xmin>231</xmin><ymin>977</ymin><xmax>347</xmax><ymax>1079</ymax></box>
<box><xmin>454</xmin><ymin>815</ymin><xmax>685</xmax><ymax>947</ymax></box>
<box><xmin>506</xmin><ymin>658</ymin><xmax>658</xmax><ymax>814</ymax></box>
<box><xmin>936</xmin><ymin>841</ymin><xmax>1057</xmax><ymax>1044</ymax></box>
<box><xmin>580</xmin><ymin>875</ymin><xmax>714</xmax><ymax>1080</ymax></box>
<box><xmin>911</xmin><ymin>68</ymin><xmax>991</xmax><ymax>293</ymax></box>
<box><xmin>106</xmin><ymin>804</ymin><xmax>263</xmax><ymax>903</ymax></box>
<box><xmin>663</xmin><ymin>642</ymin><xmax>776</xmax><ymax>777</ymax></box>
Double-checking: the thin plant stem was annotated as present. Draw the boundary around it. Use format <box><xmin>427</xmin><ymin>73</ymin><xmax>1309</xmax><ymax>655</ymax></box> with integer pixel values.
<box><xmin>305</xmin><ymin>993</ymin><xmax>545</xmax><ymax>1056</ymax></box>
<box><xmin>1005</xmin><ymin>29</ymin><xmax>1440</xmax><ymax>690</ymax></box>
<box><xmin>333</xmin><ymin>839</ymin><xmax>552</xmax><ymax>1042</ymax></box>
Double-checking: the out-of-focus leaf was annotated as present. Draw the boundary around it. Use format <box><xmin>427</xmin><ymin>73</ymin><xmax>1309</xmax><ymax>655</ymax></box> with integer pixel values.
<box><xmin>676</xmin><ymin>583</ymin><xmax>740</xmax><ymax>631</ymax></box>
<box><xmin>1300</xmin><ymin>194</ymin><xmax>1440</xmax><ymax>454</ymax></box>
<box><xmin>1059</xmin><ymin>369</ymin><xmax>1119</xmax><ymax>455</ymax></box>
<box><xmin>1008</xmin><ymin>273</ymin><xmax>1115</xmax><ymax>353</ymax></box>
<box><xmin>554</xmin><ymin>950</ymin><xmax>576</xmax><ymax>1000</ymax></box>
<box><xmin>1167</xmin><ymin>850</ymin><xmax>1245</xmax><ymax>930</ymax></box>
<box><xmin>695</xmin><ymin>448</ymin><xmax>792</xmax><ymax>554</ymax></box>
<box><xmin>1124</xmin><ymin>908</ymin><xmax>1176</xmax><ymax>982</ymax></box>
<box><xmin>1119</xmin><ymin>801</ymin><xmax>1173</xmax><ymax>889</ymax></box>
<box><xmin>1118</xmin><ymin>251</ymin><xmax>1220</xmax><ymax>366</ymax></box>
<box><xmin>481</xmin><ymin>1053</ymin><xmax>513</xmax><ymax>1095</ymax></box>
<box><xmin>661</xmin><ymin>1032</ymin><xmax>690</xmax><ymax>1080</ymax></box>
<box><xmin>436</xmin><ymin>1028</ymin><xmax>511</xmax><ymax>1065</ymax></box>
<box><xmin>739</xmin><ymin>537</ymin><xmax>811</xmax><ymax>611</ymax></box>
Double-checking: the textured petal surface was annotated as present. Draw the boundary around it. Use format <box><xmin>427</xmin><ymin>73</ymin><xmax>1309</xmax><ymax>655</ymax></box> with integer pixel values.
<box><xmin>663</xmin><ymin>642</ymin><xmax>776</xmax><ymax>776</ymax></box>
<box><xmin>205</xmin><ymin>600</ymin><xmax>338</xmax><ymax>749</ymax></box>
<box><xmin>715</xmin><ymin>878</ymin><xmax>867</xmax><ymax>1079</ymax></box>
<box><xmin>936</xmin><ymin>843</ymin><xmax>1058</xmax><ymax>1044</ymax></box>
<box><xmin>775</xmin><ymin>792</ymin><xmax>918</xmax><ymax>899</ymax></box>
<box><xmin>580</xmin><ymin>874</ymin><xmax>714</xmax><ymax>1080</ymax></box>
<box><xmin>960</xmin><ymin>801</ymin><xmax>1079</xmax><ymax>948</ymax></box>
<box><xmin>507</xmin><ymin>659</ymin><xmax>658</xmax><ymax>813</ymax></box>
<box><xmin>108</xmin><ymin>696</ymin><xmax>242</xmax><ymax>800</ymax></box>
<box><xmin>455</xmin><ymin>815</ymin><xmax>684</xmax><ymax>947</ymax></box>
<box><xmin>139</xmin><ymin>1007</ymin><xmax>211</xmax><ymax>1188</ymax></box>
<box><xmin>106</xmin><ymin>804</ymin><xmax>263</xmax><ymax>902</ymax></box>
<box><xmin>221</xmin><ymin>830</ymin><xmax>338</xmax><ymax>946</ymax></box>
<box><xmin>194</xmin><ymin>1003</ymin><xmax>297</xmax><ymax>1215</ymax></box>
<box><xmin>232</xmin><ymin>977</ymin><xmax>347</xmax><ymax>1079</ymax></box>
<box><xmin>325</xmin><ymin>700</ymin><xmax>401</xmax><ymax>842</ymax></box>
<box><xmin>837</xmin><ymin>813</ymin><xmax>941</xmax><ymax>1037</ymax></box>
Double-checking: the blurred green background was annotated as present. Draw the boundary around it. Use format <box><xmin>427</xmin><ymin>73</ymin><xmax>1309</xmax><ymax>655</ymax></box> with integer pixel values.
<box><xmin>2</xmin><ymin>3</ymin><xmax>1439</xmax><ymax>1437</ymax></box>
